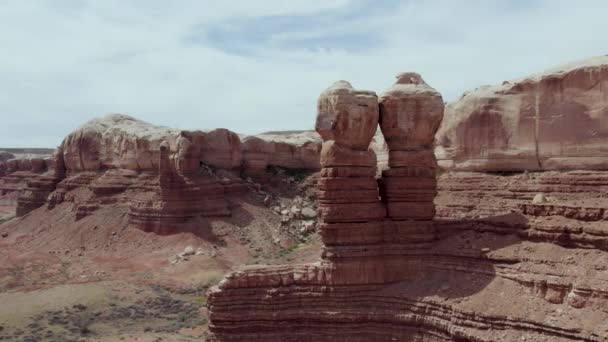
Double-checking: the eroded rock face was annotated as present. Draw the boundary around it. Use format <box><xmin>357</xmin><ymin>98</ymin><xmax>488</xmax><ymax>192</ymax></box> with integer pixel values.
<box><xmin>0</xmin><ymin>154</ymin><xmax>58</xmax><ymax>216</ymax></box>
<box><xmin>436</xmin><ymin>55</ymin><xmax>608</xmax><ymax>171</ymax></box>
<box><xmin>0</xmin><ymin>151</ymin><xmax>15</xmax><ymax>162</ymax></box>
<box><xmin>316</xmin><ymin>81</ymin><xmax>379</xmax><ymax>150</ymax></box>
<box><xmin>241</xmin><ymin>137</ymin><xmax>273</xmax><ymax>180</ymax></box>
<box><xmin>128</xmin><ymin>141</ymin><xmax>233</xmax><ymax>234</ymax></box>
<box><xmin>208</xmin><ymin>76</ymin><xmax>444</xmax><ymax>340</ymax></box>
<box><xmin>380</xmin><ymin>72</ymin><xmax>444</xmax><ymax>150</ymax></box>
<box><xmin>315</xmin><ymin>82</ymin><xmax>386</xmax><ymax>283</ymax></box>
<box><xmin>207</xmin><ymin>73</ymin><xmax>608</xmax><ymax>341</ymax></box>
<box><xmin>61</xmin><ymin>114</ymin><xmax>181</xmax><ymax>172</ymax></box>
<box><xmin>200</xmin><ymin>129</ymin><xmax>242</xmax><ymax>170</ymax></box>
<box><xmin>2</xmin><ymin>113</ymin><xmax>321</xmax><ymax>226</ymax></box>
<box><xmin>379</xmin><ymin>73</ymin><xmax>442</xmax><ymax>221</ymax></box>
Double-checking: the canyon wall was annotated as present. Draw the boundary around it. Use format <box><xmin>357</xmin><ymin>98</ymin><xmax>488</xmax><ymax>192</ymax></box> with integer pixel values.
<box><xmin>436</xmin><ymin>55</ymin><xmax>608</xmax><ymax>171</ymax></box>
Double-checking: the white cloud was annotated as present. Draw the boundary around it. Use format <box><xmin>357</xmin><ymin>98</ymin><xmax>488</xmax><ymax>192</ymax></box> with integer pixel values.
<box><xmin>0</xmin><ymin>0</ymin><xmax>607</xmax><ymax>147</ymax></box>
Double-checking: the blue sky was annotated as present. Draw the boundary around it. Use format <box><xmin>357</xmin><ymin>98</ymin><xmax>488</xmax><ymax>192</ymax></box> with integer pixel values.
<box><xmin>1</xmin><ymin>0</ymin><xmax>607</xmax><ymax>147</ymax></box>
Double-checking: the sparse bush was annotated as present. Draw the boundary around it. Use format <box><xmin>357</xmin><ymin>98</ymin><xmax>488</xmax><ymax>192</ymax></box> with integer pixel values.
<box><xmin>178</xmin><ymin>313</ymin><xmax>188</xmax><ymax>323</ymax></box>
<box><xmin>72</xmin><ymin>312</ymin><xmax>93</xmax><ymax>335</ymax></box>
<box><xmin>196</xmin><ymin>295</ymin><xmax>208</xmax><ymax>306</ymax></box>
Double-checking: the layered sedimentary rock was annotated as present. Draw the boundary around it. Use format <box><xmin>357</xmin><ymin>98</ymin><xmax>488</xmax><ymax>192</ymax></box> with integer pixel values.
<box><xmin>0</xmin><ymin>151</ymin><xmax>15</xmax><ymax>162</ymax></box>
<box><xmin>314</xmin><ymin>81</ymin><xmax>389</xmax><ymax>284</ymax></box>
<box><xmin>49</xmin><ymin>117</ymin><xmax>246</xmax><ymax>230</ymax></box>
<box><xmin>127</xmin><ymin>138</ymin><xmax>233</xmax><ymax>234</ymax></box>
<box><xmin>208</xmin><ymin>74</ymin><xmax>608</xmax><ymax>341</ymax></box>
<box><xmin>16</xmin><ymin>148</ymin><xmax>66</xmax><ymax>216</ymax></box>
<box><xmin>245</xmin><ymin>131</ymin><xmax>322</xmax><ymax>174</ymax></box>
<box><xmin>241</xmin><ymin>137</ymin><xmax>273</xmax><ymax>181</ymax></box>
<box><xmin>436</xmin><ymin>55</ymin><xmax>608</xmax><ymax>171</ymax></box>
<box><xmin>208</xmin><ymin>75</ymin><xmax>445</xmax><ymax>340</ymax></box>
<box><xmin>379</xmin><ymin>72</ymin><xmax>443</xmax><ymax>224</ymax></box>
<box><xmin>200</xmin><ymin>129</ymin><xmax>243</xmax><ymax>170</ymax></box>
<box><xmin>2</xmin><ymin>113</ymin><xmax>321</xmax><ymax>228</ymax></box>
<box><xmin>0</xmin><ymin>155</ymin><xmax>53</xmax><ymax>197</ymax></box>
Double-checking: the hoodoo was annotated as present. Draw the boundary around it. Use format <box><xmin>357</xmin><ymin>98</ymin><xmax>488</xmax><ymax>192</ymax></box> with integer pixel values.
<box><xmin>207</xmin><ymin>73</ymin><xmax>608</xmax><ymax>341</ymax></box>
<box><xmin>207</xmin><ymin>74</ymin><xmax>446</xmax><ymax>340</ymax></box>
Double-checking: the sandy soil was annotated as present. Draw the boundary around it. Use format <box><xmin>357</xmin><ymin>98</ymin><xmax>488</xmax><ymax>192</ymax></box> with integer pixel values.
<box><xmin>0</xmin><ymin>172</ymin><xmax>320</xmax><ymax>341</ymax></box>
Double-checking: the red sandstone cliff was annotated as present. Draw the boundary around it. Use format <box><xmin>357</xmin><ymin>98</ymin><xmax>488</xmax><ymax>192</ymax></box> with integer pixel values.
<box><xmin>0</xmin><ymin>114</ymin><xmax>321</xmax><ymax>232</ymax></box>
<box><xmin>206</xmin><ymin>73</ymin><xmax>608</xmax><ymax>342</ymax></box>
<box><xmin>436</xmin><ymin>55</ymin><xmax>608</xmax><ymax>171</ymax></box>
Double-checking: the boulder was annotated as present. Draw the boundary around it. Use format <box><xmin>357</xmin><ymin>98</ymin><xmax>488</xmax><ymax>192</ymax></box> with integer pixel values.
<box><xmin>436</xmin><ymin>56</ymin><xmax>608</xmax><ymax>171</ymax></box>
<box><xmin>532</xmin><ymin>193</ymin><xmax>547</xmax><ymax>204</ymax></box>
<box><xmin>301</xmin><ymin>207</ymin><xmax>317</xmax><ymax>219</ymax></box>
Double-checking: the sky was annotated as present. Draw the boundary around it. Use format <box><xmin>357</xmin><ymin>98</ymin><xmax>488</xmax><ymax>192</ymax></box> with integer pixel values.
<box><xmin>1</xmin><ymin>0</ymin><xmax>607</xmax><ymax>147</ymax></box>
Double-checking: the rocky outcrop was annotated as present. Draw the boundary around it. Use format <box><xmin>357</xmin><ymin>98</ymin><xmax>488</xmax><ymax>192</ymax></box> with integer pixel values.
<box><xmin>61</xmin><ymin>114</ymin><xmax>180</xmax><ymax>172</ymax></box>
<box><xmin>208</xmin><ymin>74</ymin><xmax>608</xmax><ymax>341</ymax></box>
<box><xmin>316</xmin><ymin>81</ymin><xmax>379</xmax><ymax>150</ymax></box>
<box><xmin>436</xmin><ymin>55</ymin><xmax>608</xmax><ymax>171</ymax></box>
<box><xmin>379</xmin><ymin>72</ymin><xmax>443</xmax><ymax>223</ymax></box>
<box><xmin>0</xmin><ymin>151</ymin><xmax>15</xmax><ymax>162</ymax></box>
<box><xmin>200</xmin><ymin>129</ymin><xmax>243</xmax><ymax>170</ymax></box>
<box><xmin>241</xmin><ymin>137</ymin><xmax>273</xmax><ymax>181</ymax></box>
<box><xmin>0</xmin><ymin>156</ymin><xmax>52</xmax><ymax>196</ymax></box>
<box><xmin>46</xmin><ymin>123</ymin><xmax>247</xmax><ymax>230</ymax></box>
<box><xmin>16</xmin><ymin>148</ymin><xmax>66</xmax><ymax>216</ymax></box>
<box><xmin>208</xmin><ymin>74</ymin><xmax>447</xmax><ymax>340</ymax></box>
<box><xmin>244</xmin><ymin>132</ymin><xmax>322</xmax><ymax>179</ymax></box>
<box><xmin>127</xmin><ymin>138</ymin><xmax>235</xmax><ymax>234</ymax></box>
<box><xmin>2</xmin><ymin>113</ymin><xmax>321</xmax><ymax>228</ymax></box>
<box><xmin>60</xmin><ymin>114</ymin><xmax>318</xmax><ymax>176</ymax></box>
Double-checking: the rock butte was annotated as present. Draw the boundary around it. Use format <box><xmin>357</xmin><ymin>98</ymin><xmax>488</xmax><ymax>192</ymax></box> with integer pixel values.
<box><xmin>0</xmin><ymin>114</ymin><xmax>321</xmax><ymax>232</ymax></box>
<box><xmin>436</xmin><ymin>55</ymin><xmax>608</xmax><ymax>171</ymax></box>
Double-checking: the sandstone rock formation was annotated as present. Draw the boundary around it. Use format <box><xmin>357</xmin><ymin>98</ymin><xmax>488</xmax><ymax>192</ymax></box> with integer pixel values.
<box><xmin>0</xmin><ymin>157</ymin><xmax>51</xmax><ymax>193</ymax></box>
<box><xmin>0</xmin><ymin>113</ymin><xmax>322</xmax><ymax>231</ymax></box>
<box><xmin>127</xmin><ymin>136</ymin><xmax>234</xmax><ymax>234</ymax></box>
<box><xmin>207</xmin><ymin>73</ymin><xmax>608</xmax><ymax>341</ymax></box>
<box><xmin>316</xmin><ymin>81</ymin><xmax>379</xmax><ymax>150</ymax></box>
<box><xmin>200</xmin><ymin>129</ymin><xmax>243</xmax><ymax>170</ymax></box>
<box><xmin>436</xmin><ymin>55</ymin><xmax>608</xmax><ymax>171</ymax></box>
<box><xmin>241</xmin><ymin>137</ymin><xmax>273</xmax><ymax>181</ymax></box>
<box><xmin>44</xmin><ymin>116</ymin><xmax>249</xmax><ymax>230</ymax></box>
<box><xmin>379</xmin><ymin>72</ymin><xmax>443</xmax><ymax>222</ymax></box>
<box><xmin>61</xmin><ymin>114</ymin><xmax>181</xmax><ymax>172</ymax></box>
<box><xmin>0</xmin><ymin>151</ymin><xmax>15</xmax><ymax>162</ymax></box>
<box><xmin>241</xmin><ymin>134</ymin><xmax>321</xmax><ymax>181</ymax></box>
<box><xmin>207</xmin><ymin>75</ymin><xmax>447</xmax><ymax>340</ymax></box>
